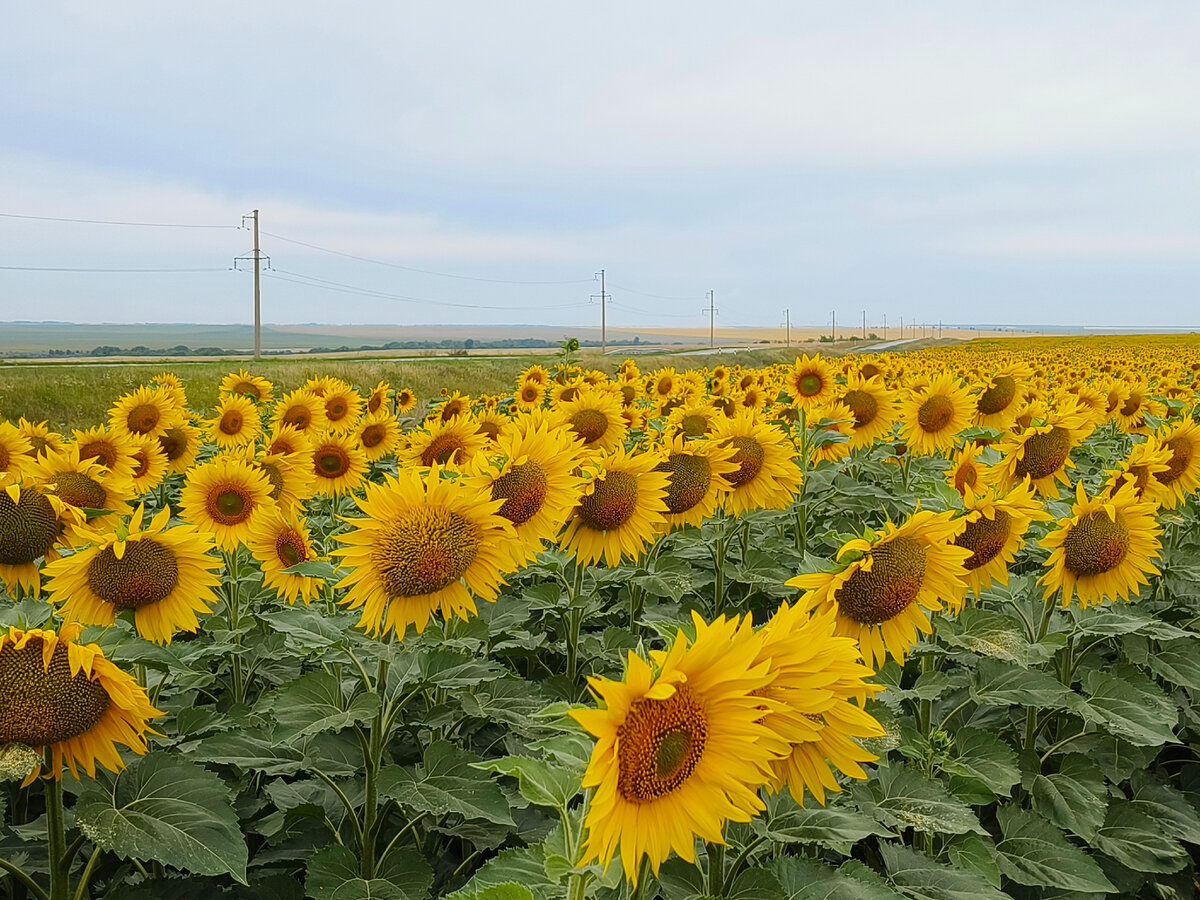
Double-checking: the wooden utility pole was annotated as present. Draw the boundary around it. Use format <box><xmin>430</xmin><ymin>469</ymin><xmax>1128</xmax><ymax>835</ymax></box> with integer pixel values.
<box><xmin>705</xmin><ymin>291</ymin><xmax>717</xmax><ymax>348</ymax></box>
<box><xmin>592</xmin><ymin>269</ymin><xmax>609</xmax><ymax>355</ymax></box>
<box><xmin>831</xmin><ymin>310</ymin><xmax>836</xmax><ymax>342</ymax></box>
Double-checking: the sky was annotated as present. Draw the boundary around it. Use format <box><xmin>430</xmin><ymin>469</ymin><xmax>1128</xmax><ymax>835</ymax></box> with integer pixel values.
<box><xmin>2</xmin><ymin>1</ymin><xmax>1200</xmax><ymax>330</ymax></box>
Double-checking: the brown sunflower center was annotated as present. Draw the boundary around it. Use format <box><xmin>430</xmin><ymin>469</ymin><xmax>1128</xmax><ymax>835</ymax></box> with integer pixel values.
<box><xmin>28</xmin><ymin>435</ymin><xmax>50</xmax><ymax>456</ymax></box>
<box><xmin>725</xmin><ymin>436</ymin><xmax>765</xmax><ymax>488</ymax></box>
<box><xmin>283</xmin><ymin>406</ymin><xmax>312</xmax><ymax>430</ymax></box>
<box><xmin>835</xmin><ymin>536</ymin><xmax>927</xmax><ymax>625</ymax></box>
<box><xmin>619</xmin><ymin>384</ymin><xmax>638</xmax><ymax>405</ymax></box>
<box><xmin>656</xmin><ymin>453</ymin><xmax>713</xmax><ymax>514</ymax></box>
<box><xmin>1158</xmin><ymin>435</ymin><xmax>1194</xmax><ymax>485</ymax></box>
<box><xmin>955</xmin><ymin>510</ymin><xmax>1012</xmax><ymax>570</ymax></box>
<box><xmin>126</xmin><ymin>404</ymin><xmax>161</xmax><ymax>435</ymax></box>
<box><xmin>276</xmin><ymin>530</ymin><xmax>307</xmax><ymax>568</ymax></box>
<box><xmin>1014</xmin><ymin>427</ymin><xmax>1072</xmax><ymax>480</ymax></box>
<box><xmin>256</xmin><ymin>461</ymin><xmax>286</xmax><ymax>502</ymax></box>
<box><xmin>1062</xmin><ymin>511</ymin><xmax>1130</xmax><ymax>577</ymax></box>
<box><xmin>570</xmin><ymin>409</ymin><xmax>609</xmax><ymax>445</ymax></box>
<box><xmin>78</xmin><ymin>440</ymin><xmax>119</xmax><ymax>471</ymax></box>
<box><xmin>842</xmin><ymin>389</ymin><xmax>879</xmax><ymax>428</ymax></box>
<box><xmin>521</xmin><ymin>385</ymin><xmax>541</xmax><ymax>403</ymax></box>
<box><xmin>977</xmin><ymin>376</ymin><xmax>1016</xmax><ymax>415</ymax></box>
<box><xmin>0</xmin><ymin>489</ymin><xmax>58</xmax><ymax>566</ymax></box>
<box><xmin>86</xmin><ymin>540</ymin><xmax>180</xmax><ymax>610</ymax></box>
<box><xmin>207</xmin><ymin>485</ymin><xmax>252</xmax><ymax>525</ymax></box>
<box><xmin>679</xmin><ymin>413</ymin><xmax>710</xmax><ymax>437</ymax></box>
<box><xmin>953</xmin><ymin>463</ymin><xmax>979</xmax><ymax>494</ymax></box>
<box><xmin>372</xmin><ymin>506</ymin><xmax>479</xmax><ymax>597</ymax></box>
<box><xmin>917</xmin><ymin>394</ymin><xmax>956</xmax><ymax>433</ymax></box>
<box><xmin>232</xmin><ymin>380</ymin><xmax>258</xmax><ymax>396</ymax></box>
<box><xmin>1120</xmin><ymin>393</ymin><xmax>1143</xmax><ymax>418</ymax></box>
<box><xmin>361</xmin><ymin>424</ymin><xmax>387</xmax><ymax>449</ymax></box>
<box><xmin>159</xmin><ymin>427</ymin><xmax>189</xmax><ymax>461</ymax></box>
<box><xmin>420</xmin><ymin>433</ymin><xmax>466</xmax><ymax>467</ymax></box>
<box><xmin>476</xmin><ymin>419</ymin><xmax>503</xmax><ymax>442</ymax></box>
<box><xmin>131</xmin><ymin>448</ymin><xmax>152</xmax><ymax>480</ymax></box>
<box><xmin>219</xmin><ymin>411</ymin><xmax>243</xmax><ymax>435</ymax></box>
<box><xmin>316</xmin><ymin>445</ymin><xmax>351</xmax><ymax>478</ymax></box>
<box><xmin>441</xmin><ymin>401</ymin><xmax>467</xmax><ymax>422</ymax></box>
<box><xmin>578</xmin><ymin>471</ymin><xmax>639</xmax><ymax>531</ymax></box>
<box><xmin>491</xmin><ymin>462</ymin><xmax>549</xmax><ymax>526</ymax></box>
<box><xmin>616</xmin><ymin>684</ymin><xmax>708</xmax><ymax>803</ymax></box>
<box><xmin>0</xmin><ymin>637</ymin><xmax>112</xmax><ymax>746</ymax></box>
<box><xmin>49</xmin><ymin>472</ymin><xmax>107</xmax><ymax>510</ymax></box>
<box><xmin>860</xmin><ymin>363</ymin><xmax>881</xmax><ymax>380</ymax></box>
<box><xmin>797</xmin><ymin>373</ymin><xmax>824</xmax><ymax>397</ymax></box>
<box><xmin>326</xmin><ymin>398</ymin><xmax>350</xmax><ymax>421</ymax></box>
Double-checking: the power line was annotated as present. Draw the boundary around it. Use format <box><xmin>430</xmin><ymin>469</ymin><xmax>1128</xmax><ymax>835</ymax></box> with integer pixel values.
<box><xmin>260</xmin><ymin>230</ymin><xmax>592</xmax><ymax>286</ymax></box>
<box><xmin>0</xmin><ymin>212</ymin><xmax>238</xmax><ymax>229</ymax></box>
<box><xmin>0</xmin><ymin>265</ymin><xmax>231</xmax><ymax>272</ymax></box>
<box><xmin>607</xmin><ymin>281</ymin><xmax>700</xmax><ymax>302</ymax></box>
<box><xmin>609</xmin><ymin>301</ymin><xmax>696</xmax><ymax>319</ymax></box>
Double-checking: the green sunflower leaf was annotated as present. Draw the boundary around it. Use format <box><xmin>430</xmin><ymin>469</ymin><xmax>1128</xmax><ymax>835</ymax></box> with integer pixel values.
<box><xmin>1079</xmin><ymin>666</ymin><xmax>1178</xmax><ymax>747</ymax></box>
<box><xmin>993</xmin><ymin>805</ymin><xmax>1115</xmax><ymax>892</ymax></box>
<box><xmin>878</xmin><ymin>843</ymin><xmax>1008</xmax><ymax>900</ymax></box>
<box><xmin>852</xmin><ymin>764</ymin><xmax>986</xmax><ymax>836</ymax></box>
<box><xmin>270</xmin><ymin>671</ymin><xmax>381</xmax><ymax>742</ymax></box>
<box><xmin>378</xmin><ymin>741</ymin><xmax>515</xmax><ymax>826</ymax></box>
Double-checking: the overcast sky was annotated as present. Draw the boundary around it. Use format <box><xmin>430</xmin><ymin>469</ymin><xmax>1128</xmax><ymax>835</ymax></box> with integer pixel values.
<box><xmin>2</xmin><ymin>2</ymin><xmax>1199</xmax><ymax>329</ymax></box>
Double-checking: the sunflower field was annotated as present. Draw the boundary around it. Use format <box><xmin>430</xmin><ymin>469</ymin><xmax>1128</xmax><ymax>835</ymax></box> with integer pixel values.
<box><xmin>2</xmin><ymin>336</ymin><xmax>1200</xmax><ymax>899</ymax></box>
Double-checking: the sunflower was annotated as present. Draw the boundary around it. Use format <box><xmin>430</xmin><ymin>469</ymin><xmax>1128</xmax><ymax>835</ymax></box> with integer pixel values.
<box><xmin>16</xmin><ymin>418</ymin><xmax>65</xmax><ymax>460</ymax></box>
<box><xmin>787</xmin><ymin>509</ymin><xmax>970</xmax><ymax>668</ymax></box>
<box><xmin>127</xmin><ymin>435</ymin><xmax>169</xmax><ymax>496</ymax></box>
<box><xmin>560</xmin><ymin>446</ymin><xmax>670</xmax><ymax>567</ymax></box>
<box><xmin>251</xmin><ymin>449</ymin><xmax>316</xmax><ymax>510</ymax></box>
<box><xmin>322</xmin><ymin>381</ymin><xmax>364</xmax><ymax>432</ymax></box>
<box><xmin>108</xmin><ymin>385</ymin><xmax>182</xmax><ymax>442</ymax></box>
<box><xmin>151</xmin><ymin>371</ymin><xmax>189</xmax><ymax>409</ymax></box>
<box><xmin>556</xmin><ymin>388</ymin><xmax>628</xmax><ymax>453</ymax></box>
<box><xmin>474</xmin><ymin>409</ymin><xmax>508</xmax><ymax>445</ymax></box>
<box><xmin>270</xmin><ymin>388</ymin><xmax>329</xmax><ymax>435</ymax></box>
<box><xmin>366</xmin><ymin>380</ymin><xmax>392</xmax><ymax>416</ymax></box>
<box><xmin>401</xmin><ymin>416</ymin><xmax>490</xmax><ymax>471</ymax></box>
<box><xmin>785</xmin><ymin>354</ymin><xmax>837</xmax><ymax>411</ymax></box>
<box><xmin>72</xmin><ymin>425</ymin><xmax>139</xmax><ymax>484</ymax></box>
<box><xmin>42</xmin><ymin>505</ymin><xmax>222</xmax><ymax>644</ymax></box>
<box><xmin>357</xmin><ymin>410</ymin><xmax>403</xmax><ymax>462</ymax></box>
<box><xmin>1112</xmin><ymin>379</ymin><xmax>1164</xmax><ymax>434</ymax></box>
<box><xmin>615</xmin><ymin>372</ymin><xmax>644</xmax><ymax>408</ymax></box>
<box><xmin>839</xmin><ymin>374</ymin><xmax>898</xmax><ymax>451</ymax></box>
<box><xmin>35</xmin><ymin>446</ymin><xmax>135</xmax><ymax>541</ymax></box>
<box><xmin>709</xmin><ymin>412</ymin><xmax>803</xmax><ymax>516</ymax></box>
<box><xmin>333</xmin><ymin>466</ymin><xmax>516</xmax><ymax>637</ymax></box>
<box><xmin>179</xmin><ymin>455</ymin><xmax>276</xmax><ymax>551</ymax></box>
<box><xmin>898</xmin><ymin>373</ymin><xmax>975</xmax><ymax>457</ymax></box>
<box><xmin>807</xmin><ymin>402</ymin><xmax>855</xmax><ymax>466</ymax></box>
<box><xmin>207</xmin><ymin>393</ymin><xmax>263</xmax><ymax>450</ymax></box>
<box><xmin>472</xmin><ymin>412</ymin><xmax>584</xmax><ymax>568</ymax></box>
<box><xmin>755</xmin><ymin>603</ymin><xmax>884</xmax><ymax>806</ymax></box>
<box><xmin>434</xmin><ymin>391</ymin><xmax>472</xmax><ymax>423</ymax></box>
<box><xmin>652</xmin><ymin>435</ymin><xmax>739</xmax><ymax>531</ymax></box>
<box><xmin>973</xmin><ymin>364</ymin><xmax>1028</xmax><ymax>429</ymax></box>
<box><xmin>157</xmin><ymin>420</ymin><xmax>203</xmax><ymax>475</ymax></box>
<box><xmin>519</xmin><ymin>365</ymin><xmax>552</xmax><ymax>389</ymax></box>
<box><xmin>265</xmin><ymin>423</ymin><xmax>313</xmax><ymax>459</ymax></box>
<box><xmin>1040</xmin><ymin>480</ymin><xmax>1162</xmax><ymax>609</ymax></box>
<box><xmin>572</xmin><ymin>612</ymin><xmax>781</xmax><ymax>885</ymax></box>
<box><xmin>1103</xmin><ymin>439</ymin><xmax>1173</xmax><ymax>507</ymax></box>
<box><xmin>992</xmin><ymin>405</ymin><xmax>1092</xmax><ymax>498</ymax></box>
<box><xmin>514</xmin><ymin>381</ymin><xmax>547</xmax><ymax>412</ymax></box>
<box><xmin>219</xmin><ymin>368</ymin><xmax>274</xmax><ymax>403</ymax></box>
<box><xmin>310</xmin><ymin>430</ymin><xmax>369</xmax><ymax>496</ymax></box>
<box><xmin>248</xmin><ymin>507</ymin><xmax>320</xmax><ymax>605</ymax></box>
<box><xmin>0</xmin><ymin>623</ymin><xmax>162</xmax><ymax>781</ymax></box>
<box><xmin>1149</xmin><ymin>419</ymin><xmax>1200</xmax><ymax>509</ymax></box>
<box><xmin>0</xmin><ymin>473</ymin><xmax>81</xmax><ymax>597</ymax></box>
<box><xmin>395</xmin><ymin>387</ymin><xmax>418</xmax><ymax>416</ymax></box>
<box><xmin>954</xmin><ymin>481</ymin><xmax>1051</xmax><ymax>598</ymax></box>
<box><xmin>0</xmin><ymin>421</ymin><xmax>33</xmax><ymax>477</ymax></box>
<box><xmin>945</xmin><ymin>443</ymin><xmax>993</xmax><ymax>501</ymax></box>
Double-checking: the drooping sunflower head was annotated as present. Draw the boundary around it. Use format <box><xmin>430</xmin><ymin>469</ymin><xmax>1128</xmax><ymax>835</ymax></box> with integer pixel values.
<box><xmin>71</xmin><ymin>425</ymin><xmax>139</xmax><ymax>484</ymax></box>
<box><xmin>1112</xmin><ymin>378</ymin><xmax>1164</xmax><ymax>434</ymax></box>
<box><xmin>366</xmin><ymin>380</ymin><xmax>392</xmax><ymax>415</ymax></box>
<box><xmin>710</xmin><ymin>411</ymin><xmax>803</xmax><ymax>516</ymax></box>
<box><xmin>972</xmin><ymin>363</ymin><xmax>1029</xmax><ymax>429</ymax></box>
<box><xmin>1150</xmin><ymin>419</ymin><xmax>1200</xmax><ymax>509</ymax></box>
<box><xmin>994</xmin><ymin>404</ymin><xmax>1092</xmax><ymax>498</ymax></box>
<box><xmin>807</xmin><ymin>402</ymin><xmax>855</xmax><ymax>466</ymax></box>
<box><xmin>652</xmin><ymin>434</ymin><xmax>739</xmax><ymax>531</ymax></box>
<box><xmin>954</xmin><ymin>480</ymin><xmax>1050</xmax><ymax>597</ymax></box>
<box><xmin>899</xmin><ymin>372</ymin><xmax>975</xmax><ymax>457</ymax></box>
<box><xmin>333</xmin><ymin>466</ymin><xmax>516</xmax><ymax>637</ymax></box>
<box><xmin>788</xmin><ymin>509</ymin><xmax>970</xmax><ymax>668</ymax></box>
<box><xmin>0</xmin><ymin>473</ymin><xmax>79</xmax><ymax>597</ymax></box>
<box><xmin>434</xmin><ymin>391</ymin><xmax>472</xmax><ymax>423</ymax></box>
<box><xmin>1103</xmin><ymin>438</ymin><xmax>1173</xmax><ymax>508</ymax></box>
<box><xmin>555</xmin><ymin>388</ymin><xmax>628</xmax><ymax>453</ymax></box>
<box><xmin>252</xmin><ymin>449</ymin><xmax>317</xmax><ymax>509</ymax></box>
<box><xmin>179</xmin><ymin>454</ymin><xmax>276</xmax><ymax>551</ymax></box>
<box><xmin>946</xmin><ymin>442</ymin><xmax>994</xmax><ymax>500</ymax></box>
<box><xmin>395</xmin><ymin>387</ymin><xmax>418</xmax><ymax>416</ymax></box>
<box><xmin>207</xmin><ymin>393</ymin><xmax>263</xmax><ymax>449</ymax></box>
<box><xmin>265</xmin><ymin>422</ymin><xmax>313</xmax><ymax>459</ymax></box>
<box><xmin>248</xmin><ymin>507</ymin><xmax>320</xmax><ymax>605</ymax></box>
<box><xmin>310</xmin><ymin>430</ymin><xmax>369</xmax><ymax>497</ymax></box>
<box><xmin>157</xmin><ymin>420</ymin><xmax>202</xmax><ymax>475</ymax></box>
<box><xmin>219</xmin><ymin>368</ymin><xmax>274</xmax><ymax>404</ymax></box>
<box><xmin>16</xmin><ymin>418</ymin><xmax>65</xmax><ymax>461</ymax></box>
<box><xmin>0</xmin><ymin>421</ymin><xmax>34</xmax><ymax>478</ymax></box>
<box><xmin>127</xmin><ymin>435</ymin><xmax>169</xmax><ymax>496</ymax></box>
<box><xmin>270</xmin><ymin>388</ymin><xmax>329</xmax><ymax>435</ymax></box>
<box><xmin>357</xmin><ymin>409</ymin><xmax>402</xmax><ymax>462</ymax></box>
<box><xmin>786</xmin><ymin>354</ymin><xmax>836</xmax><ymax>410</ymax></box>
<box><xmin>35</xmin><ymin>445</ymin><xmax>135</xmax><ymax>540</ymax></box>
<box><xmin>43</xmin><ymin>505</ymin><xmax>223</xmax><ymax>644</ymax></box>
<box><xmin>401</xmin><ymin>415</ymin><xmax>491</xmax><ymax>471</ymax></box>
<box><xmin>108</xmin><ymin>385</ymin><xmax>183</xmax><ymax>441</ymax></box>
<box><xmin>0</xmin><ymin>623</ymin><xmax>162</xmax><ymax>781</ymax></box>
<box><xmin>1040</xmin><ymin>480</ymin><xmax>1162</xmax><ymax>609</ymax></box>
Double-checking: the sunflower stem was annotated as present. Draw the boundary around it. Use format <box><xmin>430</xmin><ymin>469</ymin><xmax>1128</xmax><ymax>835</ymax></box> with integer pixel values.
<box><xmin>0</xmin><ymin>855</ymin><xmax>48</xmax><ymax>900</ymax></box>
<box><xmin>70</xmin><ymin>848</ymin><xmax>102</xmax><ymax>900</ymax></box>
<box><xmin>918</xmin><ymin>654</ymin><xmax>934</xmax><ymax>735</ymax></box>
<box><xmin>706</xmin><ymin>840</ymin><xmax>725</xmax><ymax>896</ymax></box>
<box><xmin>566</xmin><ymin>563</ymin><xmax>586</xmax><ymax>684</ymax></box>
<box><xmin>223</xmin><ymin>549</ymin><xmax>247</xmax><ymax>707</ymax></box>
<box><xmin>43</xmin><ymin>752</ymin><xmax>68</xmax><ymax>900</ymax></box>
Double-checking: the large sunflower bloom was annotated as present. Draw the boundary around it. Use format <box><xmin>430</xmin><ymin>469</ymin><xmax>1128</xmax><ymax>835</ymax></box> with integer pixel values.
<box><xmin>157</xmin><ymin>420</ymin><xmax>203</xmax><ymax>475</ymax></box>
<box><xmin>710</xmin><ymin>412</ymin><xmax>803</xmax><ymax>516</ymax></box>
<box><xmin>108</xmin><ymin>385</ymin><xmax>183</xmax><ymax>442</ymax></box>
<box><xmin>754</xmin><ymin>603</ymin><xmax>884</xmax><ymax>807</ymax></box>
<box><xmin>992</xmin><ymin>405</ymin><xmax>1092</xmax><ymax>498</ymax></box>
<box><xmin>35</xmin><ymin>446</ymin><xmax>135</xmax><ymax>541</ymax></box>
<box><xmin>219</xmin><ymin>368</ymin><xmax>274</xmax><ymax>403</ymax></box>
<box><xmin>322</xmin><ymin>382</ymin><xmax>364</xmax><ymax>433</ymax></box>
<box><xmin>43</xmin><ymin>505</ymin><xmax>222</xmax><ymax>644</ymax></box>
<box><xmin>248</xmin><ymin>507</ymin><xmax>321</xmax><ymax>605</ymax></box>
<box><xmin>898</xmin><ymin>372</ymin><xmax>975</xmax><ymax>457</ymax></box>
<box><xmin>356</xmin><ymin>410</ymin><xmax>403</xmax><ymax>462</ymax></box>
<box><xmin>472</xmin><ymin>414</ymin><xmax>584</xmax><ymax>569</ymax></box>
<box><xmin>945</xmin><ymin>443</ymin><xmax>994</xmax><ymax>501</ymax></box>
<box><xmin>400</xmin><ymin>416</ymin><xmax>490</xmax><ymax>471</ymax></box>
<box><xmin>653</xmin><ymin>435</ymin><xmax>739</xmax><ymax>531</ymax></box>
<box><xmin>571</xmin><ymin>612</ymin><xmax>781</xmax><ymax>885</ymax></box>
<box><xmin>0</xmin><ymin>421</ymin><xmax>34</xmax><ymax>478</ymax></box>
<box><xmin>1103</xmin><ymin>439</ymin><xmax>1173</xmax><ymax>508</ymax></box>
<box><xmin>556</xmin><ymin>388</ymin><xmax>629</xmax><ymax>453</ymax></box>
<box><xmin>513</xmin><ymin>381</ymin><xmax>547</xmax><ymax>413</ymax></box>
<box><xmin>16</xmin><ymin>418</ymin><xmax>65</xmax><ymax>460</ymax></box>
<box><xmin>179</xmin><ymin>455</ymin><xmax>276</xmax><ymax>551</ymax></box>
<box><xmin>127</xmin><ymin>435</ymin><xmax>170</xmax><ymax>496</ymax></box>
<box><xmin>954</xmin><ymin>480</ymin><xmax>1051</xmax><ymax>598</ymax></box>
<box><xmin>839</xmin><ymin>374</ymin><xmax>898</xmax><ymax>451</ymax></box>
<box><xmin>207</xmin><ymin>393</ymin><xmax>263</xmax><ymax>449</ymax></box>
<box><xmin>310</xmin><ymin>430</ymin><xmax>369</xmax><ymax>497</ymax></box>
<box><xmin>785</xmin><ymin>354</ymin><xmax>837</xmax><ymax>411</ymax></box>
<box><xmin>270</xmin><ymin>388</ymin><xmax>329</xmax><ymax>436</ymax></box>
<box><xmin>1150</xmin><ymin>419</ymin><xmax>1200</xmax><ymax>509</ymax></box>
<box><xmin>0</xmin><ymin>623</ymin><xmax>162</xmax><ymax>781</ymax></box>
<box><xmin>0</xmin><ymin>473</ymin><xmax>81</xmax><ymax>597</ymax></box>
<box><xmin>788</xmin><ymin>510</ymin><xmax>970</xmax><ymax>668</ymax></box>
<box><xmin>333</xmin><ymin>466</ymin><xmax>516</xmax><ymax>638</ymax></box>
<box><xmin>560</xmin><ymin>447</ymin><xmax>670</xmax><ymax>567</ymax></box>
<box><xmin>973</xmin><ymin>364</ymin><xmax>1028</xmax><ymax>430</ymax></box>
<box><xmin>71</xmin><ymin>425</ymin><xmax>139</xmax><ymax>484</ymax></box>
<box><xmin>1040</xmin><ymin>480</ymin><xmax>1162</xmax><ymax>610</ymax></box>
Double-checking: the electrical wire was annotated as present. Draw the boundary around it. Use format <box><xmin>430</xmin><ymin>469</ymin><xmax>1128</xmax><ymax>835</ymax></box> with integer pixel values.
<box><xmin>608</xmin><ymin>281</ymin><xmax>701</xmax><ymax>302</ymax></box>
<box><xmin>0</xmin><ymin>212</ymin><xmax>238</xmax><ymax>229</ymax></box>
<box><xmin>0</xmin><ymin>265</ymin><xmax>232</xmax><ymax>273</ymax></box>
<box><xmin>609</xmin><ymin>301</ymin><xmax>699</xmax><ymax>319</ymax></box>
<box><xmin>260</xmin><ymin>230</ymin><xmax>594</xmax><ymax>285</ymax></box>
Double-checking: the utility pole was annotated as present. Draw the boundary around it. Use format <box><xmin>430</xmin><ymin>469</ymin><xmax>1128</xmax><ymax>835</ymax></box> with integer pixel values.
<box><xmin>592</xmin><ymin>270</ymin><xmax>609</xmax><ymax>355</ymax></box>
<box><xmin>705</xmin><ymin>291</ymin><xmax>717</xmax><ymax>348</ymax></box>
<box><xmin>939</xmin><ymin>319</ymin><xmax>943</xmax><ymax>339</ymax></box>
<box><xmin>235</xmin><ymin>210</ymin><xmax>269</xmax><ymax>359</ymax></box>
<box><xmin>831</xmin><ymin>310</ymin><xmax>836</xmax><ymax>342</ymax></box>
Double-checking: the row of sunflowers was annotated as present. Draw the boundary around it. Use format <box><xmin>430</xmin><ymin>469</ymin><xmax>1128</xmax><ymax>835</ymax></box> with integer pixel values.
<box><xmin>1</xmin><ymin>336</ymin><xmax>1199</xmax><ymax>899</ymax></box>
